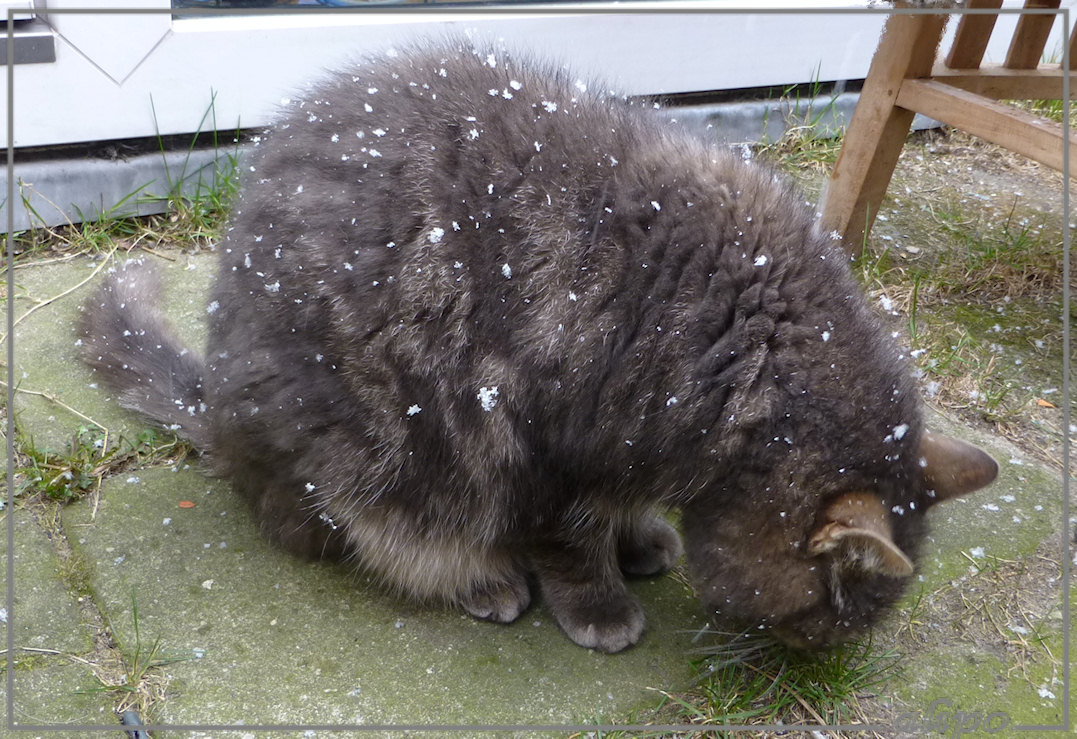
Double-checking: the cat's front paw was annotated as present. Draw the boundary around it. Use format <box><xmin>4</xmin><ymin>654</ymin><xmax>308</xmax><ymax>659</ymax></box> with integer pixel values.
<box><xmin>619</xmin><ymin>515</ymin><xmax>683</xmax><ymax>577</ymax></box>
<box><xmin>460</xmin><ymin>574</ymin><xmax>531</xmax><ymax>624</ymax></box>
<box><xmin>548</xmin><ymin>590</ymin><xmax>645</xmax><ymax>653</ymax></box>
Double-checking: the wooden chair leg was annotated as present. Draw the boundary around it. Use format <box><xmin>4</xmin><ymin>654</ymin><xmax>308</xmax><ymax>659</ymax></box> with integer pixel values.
<box><xmin>818</xmin><ymin>13</ymin><xmax>949</xmax><ymax>251</ymax></box>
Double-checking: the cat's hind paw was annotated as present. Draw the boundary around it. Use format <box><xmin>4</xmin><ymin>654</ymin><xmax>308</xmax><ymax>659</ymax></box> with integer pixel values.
<box><xmin>619</xmin><ymin>515</ymin><xmax>683</xmax><ymax>577</ymax></box>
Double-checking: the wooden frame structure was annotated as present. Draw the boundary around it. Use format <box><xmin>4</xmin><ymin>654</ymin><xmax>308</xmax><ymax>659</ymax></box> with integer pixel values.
<box><xmin>819</xmin><ymin>0</ymin><xmax>1075</xmax><ymax>252</ymax></box>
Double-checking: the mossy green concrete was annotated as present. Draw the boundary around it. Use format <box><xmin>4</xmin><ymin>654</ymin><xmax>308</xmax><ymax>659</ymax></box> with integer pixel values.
<box><xmin>1</xmin><ymin>510</ymin><xmax>90</xmax><ymax>654</ymax></box>
<box><xmin>0</xmin><ymin>512</ymin><xmax>114</xmax><ymax>727</ymax></box>
<box><xmin>2</xmin><ymin>659</ymin><xmax>117</xmax><ymax>731</ymax></box>
<box><xmin>62</xmin><ymin>467</ymin><xmax>700</xmax><ymax>726</ymax></box>
<box><xmin>883</xmin><ymin>411</ymin><xmax>1071</xmax><ymax>732</ymax></box>
<box><xmin>915</xmin><ymin>412</ymin><xmax>1063</xmax><ymax>583</ymax></box>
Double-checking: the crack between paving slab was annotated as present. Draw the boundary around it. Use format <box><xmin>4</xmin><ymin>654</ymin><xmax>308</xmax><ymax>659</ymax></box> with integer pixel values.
<box><xmin>25</xmin><ymin>499</ymin><xmax>165</xmax><ymax>722</ymax></box>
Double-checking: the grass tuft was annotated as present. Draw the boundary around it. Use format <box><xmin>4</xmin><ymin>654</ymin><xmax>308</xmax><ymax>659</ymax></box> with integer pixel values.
<box><xmin>77</xmin><ymin>591</ymin><xmax>191</xmax><ymax>719</ymax></box>
<box><xmin>15</xmin><ymin>425</ymin><xmax>192</xmax><ymax>504</ymax></box>
<box><xmin>672</xmin><ymin>631</ymin><xmax>902</xmax><ymax>733</ymax></box>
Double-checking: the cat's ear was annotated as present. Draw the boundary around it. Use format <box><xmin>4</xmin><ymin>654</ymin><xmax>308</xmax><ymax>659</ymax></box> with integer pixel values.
<box><xmin>807</xmin><ymin>492</ymin><xmax>914</xmax><ymax>577</ymax></box>
<box><xmin>918</xmin><ymin>431</ymin><xmax>998</xmax><ymax>505</ymax></box>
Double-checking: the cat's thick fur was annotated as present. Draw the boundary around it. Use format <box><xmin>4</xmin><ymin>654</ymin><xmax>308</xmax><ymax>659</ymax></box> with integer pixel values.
<box><xmin>80</xmin><ymin>43</ymin><xmax>997</xmax><ymax>652</ymax></box>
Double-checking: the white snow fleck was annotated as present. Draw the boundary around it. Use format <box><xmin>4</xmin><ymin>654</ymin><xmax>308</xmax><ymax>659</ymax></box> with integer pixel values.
<box><xmin>477</xmin><ymin>386</ymin><xmax>500</xmax><ymax>412</ymax></box>
<box><xmin>1000</xmin><ymin>494</ymin><xmax>1016</xmax><ymax>503</ymax></box>
<box><xmin>406</xmin><ymin>404</ymin><xmax>422</xmax><ymax>416</ymax></box>
<box><xmin>367</xmin><ymin>87</ymin><xmax>378</xmax><ymax>94</ymax></box>
<box><xmin>568</xmin><ymin>291</ymin><xmax>578</xmax><ymax>302</ymax></box>
<box><xmin>892</xmin><ymin>423</ymin><xmax>909</xmax><ymax>440</ymax></box>
<box><xmin>541</xmin><ymin>100</ymin><xmax>558</xmax><ymax>113</ymax></box>
<box><xmin>206</xmin><ymin>301</ymin><xmax>220</xmax><ymax>314</ymax></box>
<box><xmin>970</xmin><ymin>546</ymin><xmax>985</xmax><ymax>558</ymax></box>
<box><xmin>501</xmin><ymin>263</ymin><xmax>512</xmax><ymax>279</ymax></box>
<box><xmin>468</xmin><ymin>128</ymin><xmax>480</xmax><ymax>140</ymax></box>
<box><xmin>369</xmin><ymin>149</ymin><xmax>381</xmax><ymax>158</ymax></box>
<box><xmin>666</xmin><ymin>396</ymin><xmax>679</xmax><ymax>407</ymax></box>
<box><xmin>1038</xmin><ymin>686</ymin><xmax>1056</xmax><ymax>699</ymax></box>
<box><xmin>821</xmin><ymin>331</ymin><xmax>831</xmax><ymax>342</ymax></box>
<box><xmin>296</xmin><ymin>184</ymin><xmax>304</xmax><ymax>194</ymax></box>
<box><xmin>428</xmin><ymin>227</ymin><xmax>445</xmax><ymax>244</ymax></box>
<box><xmin>373</xmin><ymin>128</ymin><xmax>386</xmax><ymax>137</ymax></box>
<box><xmin>485</xmin><ymin>53</ymin><xmax>497</xmax><ymax>68</ymax></box>
<box><xmin>982</xmin><ymin>503</ymin><xmax>1000</xmax><ymax>512</ymax></box>
<box><xmin>364</xmin><ymin>103</ymin><xmax>373</xmax><ymax>113</ymax></box>
<box><xmin>754</xmin><ymin>255</ymin><xmax>768</xmax><ymax>267</ymax></box>
<box><xmin>202</xmin><ymin>579</ymin><xmax>215</xmax><ymax>590</ymax></box>
<box><xmin>509</xmin><ymin>79</ymin><xmax>522</xmax><ymax>90</ymax></box>
<box><xmin>264</xmin><ymin>281</ymin><xmax>281</xmax><ymax>293</ymax></box>
<box><xmin>650</xmin><ymin>201</ymin><xmax>661</xmax><ymax>211</ymax></box>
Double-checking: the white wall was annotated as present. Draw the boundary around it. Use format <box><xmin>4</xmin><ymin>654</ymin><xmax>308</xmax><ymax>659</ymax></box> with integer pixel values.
<box><xmin>7</xmin><ymin>1</ymin><xmax>1074</xmax><ymax>148</ymax></box>
<box><xmin>9</xmin><ymin>1</ymin><xmax>895</xmax><ymax>148</ymax></box>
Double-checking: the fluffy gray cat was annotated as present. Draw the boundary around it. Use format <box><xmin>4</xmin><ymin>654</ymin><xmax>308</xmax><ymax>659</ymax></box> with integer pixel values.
<box><xmin>80</xmin><ymin>42</ymin><xmax>997</xmax><ymax>653</ymax></box>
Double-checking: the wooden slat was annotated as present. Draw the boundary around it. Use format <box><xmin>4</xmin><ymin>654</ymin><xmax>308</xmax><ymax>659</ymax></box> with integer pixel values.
<box><xmin>897</xmin><ymin>78</ymin><xmax>1076</xmax><ymax>173</ymax></box>
<box><xmin>946</xmin><ymin>0</ymin><xmax>1004</xmax><ymax>69</ymax></box>
<box><xmin>1005</xmin><ymin>0</ymin><xmax>1061</xmax><ymax>70</ymax></box>
<box><xmin>929</xmin><ymin>64</ymin><xmax>1075</xmax><ymax>99</ymax></box>
<box><xmin>818</xmin><ymin>13</ymin><xmax>948</xmax><ymax>251</ymax></box>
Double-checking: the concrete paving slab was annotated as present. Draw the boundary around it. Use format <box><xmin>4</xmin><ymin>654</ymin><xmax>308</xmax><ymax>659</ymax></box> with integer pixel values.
<box><xmin>0</xmin><ymin>512</ymin><xmax>115</xmax><ymax>727</ymax></box>
<box><xmin>2</xmin><ymin>509</ymin><xmax>90</xmax><ymax>654</ymax></box>
<box><xmin>62</xmin><ymin>467</ymin><xmax>700</xmax><ymax>727</ymax></box>
<box><xmin>883</xmin><ymin>413</ymin><xmax>1071</xmax><ymax>730</ymax></box>
<box><xmin>5</xmin><ymin>660</ymin><xmax>117</xmax><ymax>731</ymax></box>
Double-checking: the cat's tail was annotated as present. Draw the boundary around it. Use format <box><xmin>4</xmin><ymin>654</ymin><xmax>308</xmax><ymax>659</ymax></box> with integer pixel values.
<box><xmin>78</xmin><ymin>258</ymin><xmax>212</xmax><ymax>450</ymax></box>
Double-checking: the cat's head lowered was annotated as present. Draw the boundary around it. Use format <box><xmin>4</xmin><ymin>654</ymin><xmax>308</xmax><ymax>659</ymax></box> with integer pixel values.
<box><xmin>683</xmin><ymin>429</ymin><xmax>997</xmax><ymax>648</ymax></box>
